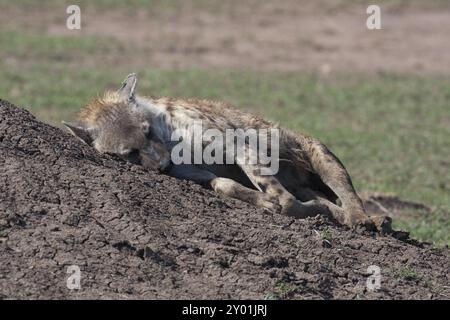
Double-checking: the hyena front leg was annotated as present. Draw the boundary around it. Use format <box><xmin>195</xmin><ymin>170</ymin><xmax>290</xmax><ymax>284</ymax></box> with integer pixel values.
<box><xmin>238</xmin><ymin>163</ymin><xmax>336</xmax><ymax>219</ymax></box>
<box><xmin>167</xmin><ymin>165</ymin><xmax>281</xmax><ymax>213</ymax></box>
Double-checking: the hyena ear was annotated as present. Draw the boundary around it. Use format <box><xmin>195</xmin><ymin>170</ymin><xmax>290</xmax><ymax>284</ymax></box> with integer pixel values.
<box><xmin>118</xmin><ymin>73</ymin><xmax>138</xmax><ymax>103</ymax></box>
<box><xmin>62</xmin><ymin>121</ymin><xmax>95</xmax><ymax>146</ymax></box>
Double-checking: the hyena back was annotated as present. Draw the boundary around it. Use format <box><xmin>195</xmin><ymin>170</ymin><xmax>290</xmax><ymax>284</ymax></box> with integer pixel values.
<box><xmin>63</xmin><ymin>74</ymin><xmax>391</xmax><ymax>232</ymax></box>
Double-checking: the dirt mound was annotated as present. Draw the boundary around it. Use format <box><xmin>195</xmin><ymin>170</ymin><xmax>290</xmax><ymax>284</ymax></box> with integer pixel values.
<box><xmin>0</xmin><ymin>99</ymin><xmax>449</xmax><ymax>299</ymax></box>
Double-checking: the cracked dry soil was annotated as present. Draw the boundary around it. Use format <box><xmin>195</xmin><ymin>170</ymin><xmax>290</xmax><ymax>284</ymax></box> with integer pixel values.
<box><xmin>0</xmin><ymin>99</ymin><xmax>449</xmax><ymax>299</ymax></box>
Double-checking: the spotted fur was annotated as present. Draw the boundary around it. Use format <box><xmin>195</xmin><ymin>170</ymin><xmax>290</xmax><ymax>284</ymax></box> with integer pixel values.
<box><xmin>63</xmin><ymin>74</ymin><xmax>391</xmax><ymax>232</ymax></box>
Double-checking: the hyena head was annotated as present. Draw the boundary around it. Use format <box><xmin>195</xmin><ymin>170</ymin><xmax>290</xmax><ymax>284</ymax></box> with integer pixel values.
<box><xmin>63</xmin><ymin>73</ymin><xmax>171</xmax><ymax>172</ymax></box>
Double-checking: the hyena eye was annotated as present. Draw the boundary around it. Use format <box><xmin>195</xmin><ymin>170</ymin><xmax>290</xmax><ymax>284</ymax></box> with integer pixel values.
<box><xmin>127</xmin><ymin>149</ymin><xmax>141</xmax><ymax>164</ymax></box>
<box><xmin>141</xmin><ymin>121</ymin><xmax>152</xmax><ymax>139</ymax></box>
<box><xmin>144</xmin><ymin>130</ymin><xmax>153</xmax><ymax>139</ymax></box>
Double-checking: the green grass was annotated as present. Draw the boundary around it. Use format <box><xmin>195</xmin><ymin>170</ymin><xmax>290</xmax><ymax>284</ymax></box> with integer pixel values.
<box><xmin>0</xmin><ymin>24</ymin><xmax>448</xmax><ymax>246</ymax></box>
<box><xmin>0</xmin><ymin>0</ymin><xmax>257</xmax><ymax>12</ymax></box>
<box><xmin>0</xmin><ymin>31</ymin><xmax>121</xmax><ymax>61</ymax></box>
<box><xmin>393</xmin><ymin>266</ymin><xmax>423</xmax><ymax>282</ymax></box>
<box><xmin>320</xmin><ymin>227</ymin><xmax>333</xmax><ymax>247</ymax></box>
<box><xmin>394</xmin><ymin>208</ymin><xmax>449</xmax><ymax>246</ymax></box>
<box><xmin>265</xmin><ymin>282</ymin><xmax>298</xmax><ymax>300</ymax></box>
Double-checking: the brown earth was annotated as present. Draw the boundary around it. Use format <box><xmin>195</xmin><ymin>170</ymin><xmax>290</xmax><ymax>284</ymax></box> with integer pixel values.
<box><xmin>2</xmin><ymin>1</ymin><xmax>450</xmax><ymax>74</ymax></box>
<box><xmin>0</xmin><ymin>99</ymin><xmax>449</xmax><ymax>299</ymax></box>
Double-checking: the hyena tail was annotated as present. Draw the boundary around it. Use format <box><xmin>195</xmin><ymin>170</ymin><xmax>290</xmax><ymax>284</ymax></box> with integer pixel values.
<box><xmin>297</xmin><ymin>136</ymin><xmax>366</xmax><ymax>216</ymax></box>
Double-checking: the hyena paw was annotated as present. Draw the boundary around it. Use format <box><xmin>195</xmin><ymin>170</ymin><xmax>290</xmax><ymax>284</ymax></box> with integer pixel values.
<box><xmin>348</xmin><ymin>213</ymin><xmax>376</xmax><ymax>232</ymax></box>
<box><xmin>370</xmin><ymin>215</ymin><xmax>393</xmax><ymax>234</ymax></box>
<box><xmin>257</xmin><ymin>194</ymin><xmax>282</xmax><ymax>214</ymax></box>
<box><xmin>350</xmin><ymin>214</ymin><xmax>393</xmax><ymax>234</ymax></box>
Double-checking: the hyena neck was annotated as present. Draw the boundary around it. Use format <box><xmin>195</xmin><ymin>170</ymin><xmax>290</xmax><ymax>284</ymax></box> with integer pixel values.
<box><xmin>136</xmin><ymin>96</ymin><xmax>167</xmax><ymax>117</ymax></box>
<box><xmin>136</xmin><ymin>95</ymin><xmax>208</xmax><ymax>150</ymax></box>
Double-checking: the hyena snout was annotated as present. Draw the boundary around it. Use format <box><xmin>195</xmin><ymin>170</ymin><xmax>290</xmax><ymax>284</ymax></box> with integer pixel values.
<box><xmin>140</xmin><ymin>141</ymin><xmax>172</xmax><ymax>173</ymax></box>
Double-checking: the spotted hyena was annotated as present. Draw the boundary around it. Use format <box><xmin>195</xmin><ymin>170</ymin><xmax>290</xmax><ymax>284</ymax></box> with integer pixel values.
<box><xmin>63</xmin><ymin>74</ymin><xmax>391</xmax><ymax>232</ymax></box>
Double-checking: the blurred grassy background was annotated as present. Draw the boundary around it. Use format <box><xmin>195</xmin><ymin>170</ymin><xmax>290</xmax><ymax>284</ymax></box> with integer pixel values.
<box><xmin>0</xmin><ymin>0</ymin><xmax>448</xmax><ymax>245</ymax></box>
